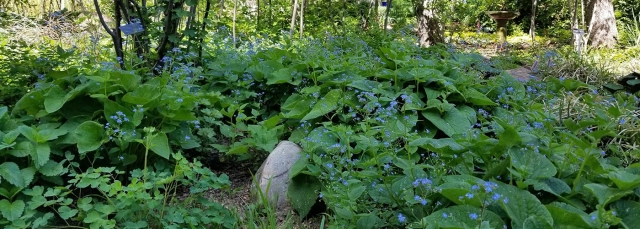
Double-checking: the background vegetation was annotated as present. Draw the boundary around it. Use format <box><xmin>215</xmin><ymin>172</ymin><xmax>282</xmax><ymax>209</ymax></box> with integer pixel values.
<box><xmin>1</xmin><ymin>0</ymin><xmax>640</xmax><ymax>228</ymax></box>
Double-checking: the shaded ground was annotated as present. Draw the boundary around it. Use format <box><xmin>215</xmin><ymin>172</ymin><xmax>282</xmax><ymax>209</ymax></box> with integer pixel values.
<box><xmin>205</xmin><ymin>161</ymin><xmax>325</xmax><ymax>228</ymax></box>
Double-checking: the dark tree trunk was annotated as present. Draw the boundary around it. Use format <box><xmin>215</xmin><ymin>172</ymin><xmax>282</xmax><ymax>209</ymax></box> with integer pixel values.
<box><xmin>586</xmin><ymin>0</ymin><xmax>618</xmax><ymax>48</ymax></box>
<box><xmin>154</xmin><ymin>0</ymin><xmax>186</xmax><ymax>74</ymax></box>
<box><xmin>530</xmin><ymin>0</ymin><xmax>537</xmax><ymax>41</ymax></box>
<box><xmin>415</xmin><ymin>0</ymin><xmax>443</xmax><ymax>47</ymax></box>
<box><xmin>198</xmin><ymin>0</ymin><xmax>212</xmax><ymax>64</ymax></box>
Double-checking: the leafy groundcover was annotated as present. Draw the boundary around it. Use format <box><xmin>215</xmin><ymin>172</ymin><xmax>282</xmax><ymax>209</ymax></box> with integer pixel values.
<box><xmin>1</xmin><ymin>33</ymin><xmax>639</xmax><ymax>228</ymax></box>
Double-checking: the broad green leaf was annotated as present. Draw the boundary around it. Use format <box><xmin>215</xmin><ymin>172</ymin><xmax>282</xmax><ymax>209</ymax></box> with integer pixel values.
<box><xmin>0</xmin><ymin>142</ymin><xmax>15</xmax><ymax>151</ymax></box>
<box><xmin>13</xmin><ymin>90</ymin><xmax>45</xmax><ymax>116</ymax></box>
<box><xmin>348</xmin><ymin>80</ymin><xmax>380</xmax><ymax>92</ymax></box>
<box><xmin>84</xmin><ymin>75</ymin><xmax>106</xmax><ymax>82</ymax></box>
<box><xmin>302</xmin><ymin>89</ymin><xmax>342</xmax><ymax>121</ymax></box>
<box><xmin>523</xmin><ymin>216</ymin><xmax>553</xmax><ymax>229</ymax></box>
<box><xmin>610</xmin><ymin>200</ymin><xmax>640</xmax><ymax>229</ymax></box>
<box><xmin>0</xmin><ymin>162</ymin><xmax>25</xmax><ymax>188</ymax></box>
<box><xmin>227</xmin><ymin>145</ymin><xmax>249</xmax><ymax>155</ymax></box>
<box><xmin>282</xmin><ymin>98</ymin><xmax>313</xmax><ymax>119</ymax></box>
<box><xmin>58</xmin><ymin>206</ymin><xmax>78</xmax><ymax>220</ymax></box>
<box><xmin>262</xmin><ymin>114</ymin><xmax>281</xmax><ymax>129</ymax></box>
<box><xmin>167</xmin><ymin>109</ymin><xmax>197</xmax><ymax>121</ymax></box>
<box><xmin>267</xmin><ymin>67</ymin><xmax>294</xmax><ymax>85</ymax></box>
<box><xmin>545</xmin><ymin>202</ymin><xmax>592</xmax><ymax>228</ymax></box>
<box><xmin>38</xmin><ymin>128</ymin><xmax>68</xmax><ymax>142</ymax></box>
<box><xmin>0</xmin><ymin>199</ymin><xmax>25</xmax><ymax>221</ymax></box>
<box><xmin>348</xmin><ymin>185</ymin><xmax>366</xmax><ymax>200</ymax></box>
<box><xmin>509</xmin><ymin>148</ymin><xmax>556</xmax><ymax>180</ymax></box>
<box><xmin>609</xmin><ymin>170</ymin><xmax>640</xmax><ymax>190</ymax></box>
<box><xmin>334</xmin><ymin>207</ymin><xmax>353</xmax><ymax>220</ymax></box>
<box><xmin>465</xmin><ymin>88</ymin><xmax>497</xmax><ymax>106</ymax></box>
<box><xmin>2</xmin><ymin>130</ymin><xmax>20</xmax><ymax>144</ymax></box>
<box><xmin>248</xmin><ymin>124</ymin><xmax>279</xmax><ymax>152</ymax></box>
<box><xmin>148</xmin><ymin>133</ymin><xmax>171</xmax><ymax>160</ymax></box>
<box><xmin>21</xmin><ymin>167</ymin><xmax>36</xmax><ymax>187</ymax></box>
<box><xmin>289</xmin><ymin>158</ymin><xmax>308</xmax><ymax>178</ymax></box>
<box><xmin>409</xmin><ymin>205</ymin><xmax>505</xmax><ymax>229</ymax></box>
<box><xmin>9</xmin><ymin>141</ymin><xmax>34</xmax><ymax>157</ymax></box>
<box><xmin>422</xmin><ymin>106</ymin><xmax>472</xmax><ymax>137</ymax></box>
<box><xmin>494</xmin><ymin>119</ymin><xmax>522</xmax><ymax>152</ymax></box>
<box><xmin>584</xmin><ymin>183</ymin><xmax>633</xmax><ymax>206</ymax></box>
<box><xmin>75</xmin><ymin>121</ymin><xmax>105</xmax><ymax>154</ymax></box>
<box><xmin>83</xmin><ymin>211</ymin><xmax>101</xmax><ymax>223</ymax></box>
<box><xmin>409</xmin><ymin>137</ymin><xmax>465</xmax><ymax>152</ymax></box>
<box><xmin>39</xmin><ymin>160</ymin><xmax>65</xmax><ymax>176</ymax></box>
<box><xmin>110</xmin><ymin>71</ymin><xmax>140</xmax><ymax>91</ymax></box>
<box><xmin>530</xmin><ymin>177</ymin><xmax>571</xmax><ymax>196</ymax></box>
<box><xmin>44</xmin><ymin>85</ymin><xmax>67</xmax><ymax>113</ymax></box>
<box><xmin>103</xmin><ymin>100</ymin><xmax>134</xmax><ymax>125</ymax></box>
<box><xmin>496</xmin><ymin>181</ymin><xmax>553</xmax><ymax>228</ymax></box>
<box><xmin>122</xmin><ymin>84</ymin><xmax>161</xmax><ymax>105</ymax></box>
<box><xmin>18</xmin><ymin>125</ymin><xmax>38</xmax><ymax>142</ymax></box>
<box><xmin>32</xmin><ymin>212</ymin><xmax>54</xmax><ymax>228</ymax></box>
<box><xmin>35</xmin><ymin>143</ymin><xmax>51</xmax><ymax>167</ymax></box>
<box><xmin>437</xmin><ymin>181</ymin><xmax>483</xmax><ymax>207</ymax></box>
<box><xmin>288</xmin><ymin>174</ymin><xmax>321</xmax><ymax>219</ymax></box>
<box><xmin>122</xmin><ymin>221</ymin><xmax>148</xmax><ymax>229</ymax></box>
<box><xmin>0</xmin><ymin>106</ymin><xmax>7</xmax><ymax>118</ymax></box>
<box><xmin>356</xmin><ymin>214</ymin><xmax>383</xmax><ymax>229</ymax></box>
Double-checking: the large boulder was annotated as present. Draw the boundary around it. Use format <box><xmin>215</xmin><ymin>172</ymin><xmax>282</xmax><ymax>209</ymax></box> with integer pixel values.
<box><xmin>253</xmin><ymin>141</ymin><xmax>302</xmax><ymax>214</ymax></box>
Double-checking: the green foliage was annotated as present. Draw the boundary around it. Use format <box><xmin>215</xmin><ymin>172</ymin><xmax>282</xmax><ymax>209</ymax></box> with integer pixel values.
<box><xmin>9</xmin><ymin>153</ymin><xmax>235</xmax><ymax>228</ymax></box>
<box><xmin>0</xmin><ymin>42</ymin><xmax>237</xmax><ymax>226</ymax></box>
<box><xmin>0</xmin><ymin>40</ymin><xmax>82</xmax><ymax>106</ymax></box>
<box><xmin>3</xmin><ymin>8</ymin><xmax>640</xmax><ymax>227</ymax></box>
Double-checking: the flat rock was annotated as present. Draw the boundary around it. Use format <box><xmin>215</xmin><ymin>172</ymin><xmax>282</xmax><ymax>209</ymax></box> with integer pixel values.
<box><xmin>253</xmin><ymin>141</ymin><xmax>302</xmax><ymax>214</ymax></box>
<box><xmin>506</xmin><ymin>66</ymin><xmax>534</xmax><ymax>82</ymax></box>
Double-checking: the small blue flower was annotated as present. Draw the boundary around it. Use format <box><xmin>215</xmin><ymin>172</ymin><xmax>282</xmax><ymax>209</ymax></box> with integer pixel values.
<box><xmin>421</xmin><ymin>199</ymin><xmax>427</xmax><ymax>205</ymax></box>
<box><xmin>319</xmin><ymin>192</ymin><xmax>323</xmax><ymax>198</ymax></box>
<box><xmin>503</xmin><ymin>198</ymin><xmax>509</xmax><ymax>204</ymax></box>
<box><xmin>414</xmin><ymin>195</ymin><xmax>421</xmax><ymax>201</ymax></box>
<box><xmin>442</xmin><ymin>212</ymin><xmax>448</xmax><ymax>218</ymax></box>
<box><xmin>185</xmin><ymin>136</ymin><xmax>191</xmax><ymax>140</ymax></box>
<box><xmin>620</xmin><ymin>118</ymin><xmax>626</xmax><ymax>125</ymax></box>
<box><xmin>398</xmin><ymin>213</ymin><xmax>406</xmax><ymax>223</ymax></box>
<box><xmin>326</xmin><ymin>163</ymin><xmax>333</xmax><ymax>169</ymax></box>
<box><xmin>469</xmin><ymin>213</ymin><xmax>478</xmax><ymax>220</ymax></box>
<box><xmin>119</xmin><ymin>156</ymin><xmax>124</xmax><ymax>160</ymax></box>
<box><xmin>465</xmin><ymin>193</ymin><xmax>474</xmax><ymax>199</ymax></box>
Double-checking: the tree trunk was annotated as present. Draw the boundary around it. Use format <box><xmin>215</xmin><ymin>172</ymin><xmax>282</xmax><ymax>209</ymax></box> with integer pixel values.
<box><xmin>586</xmin><ymin>0</ymin><xmax>618</xmax><ymax>48</ymax></box>
<box><xmin>290</xmin><ymin>0</ymin><xmax>298</xmax><ymax>38</ymax></box>
<box><xmin>198</xmin><ymin>0</ymin><xmax>212</xmax><ymax>63</ymax></box>
<box><xmin>415</xmin><ymin>0</ymin><xmax>443</xmax><ymax>47</ymax></box>
<box><xmin>233</xmin><ymin>0</ymin><xmax>238</xmax><ymax>47</ymax></box>
<box><xmin>299</xmin><ymin>0</ymin><xmax>305</xmax><ymax>38</ymax></box>
<box><xmin>383</xmin><ymin>0</ymin><xmax>391</xmax><ymax>30</ymax></box>
<box><xmin>530</xmin><ymin>0</ymin><xmax>537</xmax><ymax>42</ymax></box>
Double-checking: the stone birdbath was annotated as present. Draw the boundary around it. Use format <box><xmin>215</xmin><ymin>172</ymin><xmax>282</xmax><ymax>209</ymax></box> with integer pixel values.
<box><xmin>486</xmin><ymin>11</ymin><xmax>519</xmax><ymax>45</ymax></box>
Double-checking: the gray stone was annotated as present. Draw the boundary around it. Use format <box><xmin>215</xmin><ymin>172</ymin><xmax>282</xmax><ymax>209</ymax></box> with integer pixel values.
<box><xmin>253</xmin><ymin>141</ymin><xmax>302</xmax><ymax>214</ymax></box>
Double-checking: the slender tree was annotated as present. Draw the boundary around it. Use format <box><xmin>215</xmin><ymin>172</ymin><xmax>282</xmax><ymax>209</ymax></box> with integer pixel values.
<box><xmin>585</xmin><ymin>0</ymin><xmax>618</xmax><ymax>48</ymax></box>
<box><xmin>290</xmin><ymin>0</ymin><xmax>299</xmax><ymax>38</ymax></box>
<box><xmin>530</xmin><ymin>0</ymin><xmax>537</xmax><ymax>43</ymax></box>
<box><xmin>299</xmin><ymin>0</ymin><xmax>305</xmax><ymax>38</ymax></box>
<box><xmin>415</xmin><ymin>0</ymin><xmax>443</xmax><ymax>47</ymax></box>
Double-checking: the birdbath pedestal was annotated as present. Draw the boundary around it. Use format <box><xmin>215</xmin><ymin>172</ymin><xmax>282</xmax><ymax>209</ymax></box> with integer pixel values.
<box><xmin>486</xmin><ymin>11</ymin><xmax>519</xmax><ymax>44</ymax></box>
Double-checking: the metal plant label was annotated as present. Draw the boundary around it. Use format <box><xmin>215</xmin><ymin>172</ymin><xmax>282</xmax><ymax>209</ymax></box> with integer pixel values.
<box><xmin>120</xmin><ymin>22</ymin><xmax>144</xmax><ymax>36</ymax></box>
